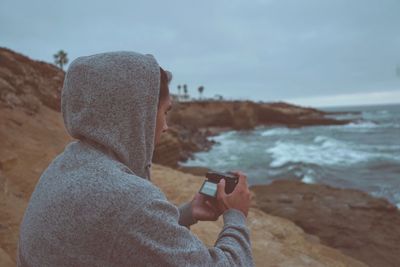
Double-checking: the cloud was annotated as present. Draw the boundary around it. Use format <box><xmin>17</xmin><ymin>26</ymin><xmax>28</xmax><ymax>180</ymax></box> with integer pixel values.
<box><xmin>287</xmin><ymin>90</ymin><xmax>400</xmax><ymax>107</ymax></box>
<box><xmin>1</xmin><ymin>0</ymin><xmax>399</xmax><ymax>106</ymax></box>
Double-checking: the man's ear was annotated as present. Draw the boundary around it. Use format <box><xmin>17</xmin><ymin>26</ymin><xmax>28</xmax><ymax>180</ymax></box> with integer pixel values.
<box><xmin>165</xmin><ymin>70</ymin><xmax>173</xmax><ymax>83</ymax></box>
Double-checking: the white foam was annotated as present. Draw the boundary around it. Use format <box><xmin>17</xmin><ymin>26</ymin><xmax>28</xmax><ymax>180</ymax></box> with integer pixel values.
<box><xmin>266</xmin><ymin>136</ymin><xmax>394</xmax><ymax>168</ymax></box>
<box><xmin>313</xmin><ymin>135</ymin><xmax>341</xmax><ymax>146</ymax></box>
<box><xmin>330</xmin><ymin>121</ymin><xmax>400</xmax><ymax>132</ymax></box>
<box><xmin>181</xmin><ymin>130</ymin><xmax>248</xmax><ymax>168</ymax></box>
<box><xmin>260</xmin><ymin>127</ymin><xmax>298</xmax><ymax>137</ymax></box>
<box><xmin>344</xmin><ymin>121</ymin><xmax>378</xmax><ymax>129</ymax></box>
<box><xmin>301</xmin><ymin>175</ymin><xmax>315</xmax><ymax>184</ymax></box>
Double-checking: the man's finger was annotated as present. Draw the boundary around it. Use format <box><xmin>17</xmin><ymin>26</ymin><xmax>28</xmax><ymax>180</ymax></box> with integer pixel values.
<box><xmin>236</xmin><ymin>172</ymin><xmax>248</xmax><ymax>186</ymax></box>
<box><xmin>238</xmin><ymin>175</ymin><xmax>247</xmax><ymax>186</ymax></box>
<box><xmin>217</xmin><ymin>179</ymin><xmax>226</xmax><ymax>200</ymax></box>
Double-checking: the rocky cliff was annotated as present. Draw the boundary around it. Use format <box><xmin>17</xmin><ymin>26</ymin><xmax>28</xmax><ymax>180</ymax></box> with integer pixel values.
<box><xmin>0</xmin><ymin>47</ymin><xmax>64</xmax><ymax>114</ymax></box>
<box><xmin>251</xmin><ymin>180</ymin><xmax>400</xmax><ymax>267</ymax></box>
<box><xmin>168</xmin><ymin>100</ymin><xmax>347</xmax><ymax>130</ymax></box>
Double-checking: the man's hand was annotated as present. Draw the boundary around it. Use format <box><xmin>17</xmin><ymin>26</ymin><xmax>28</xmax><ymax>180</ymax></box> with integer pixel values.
<box><xmin>190</xmin><ymin>193</ymin><xmax>223</xmax><ymax>221</ymax></box>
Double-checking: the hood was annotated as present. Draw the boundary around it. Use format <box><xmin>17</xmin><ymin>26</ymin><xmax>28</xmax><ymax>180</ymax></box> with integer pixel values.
<box><xmin>61</xmin><ymin>51</ymin><xmax>170</xmax><ymax>180</ymax></box>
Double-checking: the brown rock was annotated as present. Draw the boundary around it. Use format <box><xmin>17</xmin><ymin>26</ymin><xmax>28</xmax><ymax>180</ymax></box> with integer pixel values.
<box><xmin>153</xmin><ymin>127</ymin><xmax>182</xmax><ymax>167</ymax></box>
<box><xmin>251</xmin><ymin>180</ymin><xmax>400</xmax><ymax>267</ymax></box>
<box><xmin>0</xmin><ymin>47</ymin><xmax>64</xmax><ymax>113</ymax></box>
<box><xmin>153</xmin><ymin>125</ymin><xmax>216</xmax><ymax>168</ymax></box>
<box><xmin>168</xmin><ymin>100</ymin><xmax>349</xmax><ymax>131</ymax></box>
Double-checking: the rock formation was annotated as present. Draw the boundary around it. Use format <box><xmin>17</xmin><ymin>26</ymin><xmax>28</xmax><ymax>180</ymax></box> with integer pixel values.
<box><xmin>251</xmin><ymin>180</ymin><xmax>400</xmax><ymax>267</ymax></box>
<box><xmin>0</xmin><ymin>47</ymin><xmax>64</xmax><ymax>113</ymax></box>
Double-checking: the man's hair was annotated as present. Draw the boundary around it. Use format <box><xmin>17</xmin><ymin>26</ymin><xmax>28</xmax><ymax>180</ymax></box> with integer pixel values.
<box><xmin>158</xmin><ymin>67</ymin><xmax>170</xmax><ymax>109</ymax></box>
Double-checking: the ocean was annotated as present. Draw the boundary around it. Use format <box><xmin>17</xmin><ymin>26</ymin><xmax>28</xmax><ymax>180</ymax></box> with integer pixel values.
<box><xmin>180</xmin><ymin>104</ymin><xmax>400</xmax><ymax>207</ymax></box>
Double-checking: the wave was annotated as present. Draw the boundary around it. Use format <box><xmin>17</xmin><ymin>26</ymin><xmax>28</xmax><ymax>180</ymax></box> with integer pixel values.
<box><xmin>329</xmin><ymin>121</ymin><xmax>400</xmax><ymax>131</ymax></box>
<box><xmin>301</xmin><ymin>175</ymin><xmax>315</xmax><ymax>184</ymax></box>
<box><xmin>326</xmin><ymin>113</ymin><xmax>362</xmax><ymax>121</ymax></box>
<box><xmin>266</xmin><ymin>136</ymin><xmax>399</xmax><ymax>168</ymax></box>
<box><xmin>362</xmin><ymin>110</ymin><xmax>392</xmax><ymax>120</ymax></box>
<box><xmin>343</xmin><ymin>121</ymin><xmax>379</xmax><ymax>129</ymax></box>
<box><xmin>260</xmin><ymin>127</ymin><xmax>299</xmax><ymax>137</ymax></box>
<box><xmin>326</xmin><ymin>109</ymin><xmax>392</xmax><ymax>122</ymax></box>
<box><xmin>208</xmin><ymin>130</ymin><xmax>237</xmax><ymax>142</ymax></box>
<box><xmin>313</xmin><ymin>135</ymin><xmax>343</xmax><ymax>148</ymax></box>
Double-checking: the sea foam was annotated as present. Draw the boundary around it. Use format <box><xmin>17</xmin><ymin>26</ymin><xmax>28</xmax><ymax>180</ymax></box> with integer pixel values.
<box><xmin>260</xmin><ymin>127</ymin><xmax>299</xmax><ymax>137</ymax></box>
<box><xmin>265</xmin><ymin>136</ymin><xmax>394</xmax><ymax>168</ymax></box>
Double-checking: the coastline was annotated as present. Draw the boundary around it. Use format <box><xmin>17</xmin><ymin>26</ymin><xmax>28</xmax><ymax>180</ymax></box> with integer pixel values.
<box><xmin>152</xmin><ymin>100</ymin><xmax>352</xmax><ymax>168</ymax></box>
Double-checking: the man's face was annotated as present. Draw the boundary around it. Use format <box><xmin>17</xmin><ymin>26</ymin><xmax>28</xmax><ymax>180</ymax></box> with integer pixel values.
<box><xmin>154</xmin><ymin>95</ymin><xmax>172</xmax><ymax>146</ymax></box>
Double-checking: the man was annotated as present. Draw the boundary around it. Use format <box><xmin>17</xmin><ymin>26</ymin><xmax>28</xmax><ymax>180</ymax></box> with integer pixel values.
<box><xmin>17</xmin><ymin>51</ymin><xmax>254</xmax><ymax>266</ymax></box>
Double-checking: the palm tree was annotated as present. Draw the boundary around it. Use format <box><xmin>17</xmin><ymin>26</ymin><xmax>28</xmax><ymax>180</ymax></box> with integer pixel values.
<box><xmin>183</xmin><ymin>84</ymin><xmax>188</xmax><ymax>99</ymax></box>
<box><xmin>53</xmin><ymin>50</ymin><xmax>69</xmax><ymax>70</ymax></box>
<box><xmin>177</xmin><ymin>85</ymin><xmax>181</xmax><ymax>97</ymax></box>
<box><xmin>198</xmin><ymin>86</ymin><xmax>204</xmax><ymax>100</ymax></box>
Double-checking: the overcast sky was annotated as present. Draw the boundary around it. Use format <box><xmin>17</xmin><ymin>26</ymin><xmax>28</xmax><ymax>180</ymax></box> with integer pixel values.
<box><xmin>1</xmin><ymin>0</ymin><xmax>400</xmax><ymax>107</ymax></box>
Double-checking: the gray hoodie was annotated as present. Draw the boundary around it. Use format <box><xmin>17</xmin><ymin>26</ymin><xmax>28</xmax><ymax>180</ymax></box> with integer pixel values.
<box><xmin>16</xmin><ymin>51</ymin><xmax>254</xmax><ymax>266</ymax></box>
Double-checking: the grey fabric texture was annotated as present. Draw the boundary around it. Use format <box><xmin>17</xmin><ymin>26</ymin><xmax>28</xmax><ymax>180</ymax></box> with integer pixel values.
<box><xmin>16</xmin><ymin>51</ymin><xmax>254</xmax><ymax>266</ymax></box>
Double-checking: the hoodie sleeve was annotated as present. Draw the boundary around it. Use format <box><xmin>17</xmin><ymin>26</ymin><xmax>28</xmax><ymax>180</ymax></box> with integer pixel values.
<box><xmin>178</xmin><ymin>201</ymin><xmax>198</xmax><ymax>228</ymax></box>
<box><xmin>109</xmin><ymin>190</ymin><xmax>254</xmax><ymax>267</ymax></box>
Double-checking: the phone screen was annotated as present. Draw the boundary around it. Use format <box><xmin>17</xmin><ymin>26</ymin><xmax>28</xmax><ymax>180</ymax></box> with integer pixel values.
<box><xmin>199</xmin><ymin>180</ymin><xmax>217</xmax><ymax>197</ymax></box>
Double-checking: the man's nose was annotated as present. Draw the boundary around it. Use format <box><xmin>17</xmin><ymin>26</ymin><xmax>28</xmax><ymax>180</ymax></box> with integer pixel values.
<box><xmin>162</xmin><ymin>124</ymin><xmax>169</xmax><ymax>133</ymax></box>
